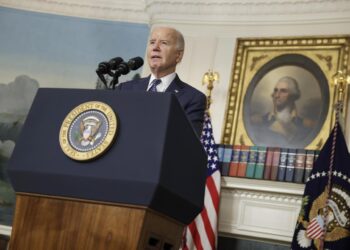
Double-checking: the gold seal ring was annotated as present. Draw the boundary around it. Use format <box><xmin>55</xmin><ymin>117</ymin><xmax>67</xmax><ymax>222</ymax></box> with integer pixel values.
<box><xmin>59</xmin><ymin>101</ymin><xmax>117</xmax><ymax>161</ymax></box>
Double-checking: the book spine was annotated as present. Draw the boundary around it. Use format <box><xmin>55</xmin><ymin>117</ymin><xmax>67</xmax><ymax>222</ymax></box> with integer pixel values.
<box><xmin>277</xmin><ymin>148</ymin><xmax>288</xmax><ymax>181</ymax></box>
<box><xmin>216</xmin><ymin>144</ymin><xmax>225</xmax><ymax>175</ymax></box>
<box><xmin>294</xmin><ymin>149</ymin><xmax>306</xmax><ymax>183</ymax></box>
<box><xmin>270</xmin><ymin>148</ymin><xmax>281</xmax><ymax>181</ymax></box>
<box><xmin>254</xmin><ymin>146</ymin><xmax>267</xmax><ymax>179</ymax></box>
<box><xmin>228</xmin><ymin>145</ymin><xmax>241</xmax><ymax>177</ymax></box>
<box><xmin>221</xmin><ymin>145</ymin><xmax>232</xmax><ymax>176</ymax></box>
<box><xmin>263</xmin><ymin>147</ymin><xmax>274</xmax><ymax>180</ymax></box>
<box><xmin>246</xmin><ymin>146</ymin><xmax>258</xmax><ymax>178</ymax></box>
<box><xmin>304</xmin><ymin>150</ymin><xmax>315</xmax><ymax>183</ymax></box>
<box><xmin>285</xmin><ymin>149</ymin><xmax>297</xmax><ymax>182</ymax></box>
<box><xmin>237</xmin><ymin>145</ymin><xmax>250</xmax><ymax>177</ymax></box>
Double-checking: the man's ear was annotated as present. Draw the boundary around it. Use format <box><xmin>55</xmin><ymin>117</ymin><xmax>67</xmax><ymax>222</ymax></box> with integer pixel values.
<box><xmin>176</xmin><ymin>50</ymin><xmax>184</xmax><ymax>63</ymax></box>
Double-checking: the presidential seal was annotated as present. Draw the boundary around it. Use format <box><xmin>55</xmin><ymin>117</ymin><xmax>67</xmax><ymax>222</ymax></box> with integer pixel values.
<box><xmin>59</xmin><ymin>101</ymin><xmax>117</xmax><ymax>161</ymax></box>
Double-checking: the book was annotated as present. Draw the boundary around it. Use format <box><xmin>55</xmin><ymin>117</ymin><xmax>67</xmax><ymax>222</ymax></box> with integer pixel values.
<box><xmin>285</xmin><ymin>149</ymin><xmax>297</xmax><ymax>182</ymax></box>
<box><xmin>221</xmin><ymin>145</ymin><xmax>233</xmax><ymax>176</ymax></box>
<box><xmin>216</xmin><ymin>144</ymin><xmax>225</xmax><ymax>175</ymax></box>
<box><xmin>237</xmin><ymin>145</ymin><xmax>250</xmax><ymax>177</ymax></box>
<box><xmin>263</xmin><ymin>147</ymin><xmax>274</xmax><ymax>180</ymax></box>
<box><xmin>246</xmin><ymin>146</ymin><xmax>258</xmax><ymax>178</ymax></box>
<box><xmin>304</xmin><ymin>150</ymin><xmax>315</xmax><ymax>183</ymax></box>
<box><xmin>277</xmin><ymin>148</ymin><xmax>288</xmax><ymax>181</ymax></box>
<box><xmin>294</xmin><ymin>149</ymin><xmax>306</xmax><ymax>183</ymax></box>
<box><xmin>229</xmin><ymin>145</ymin><xmax>241</xmax><ymax>177</ymax></box>
<box><xmin>254</xmin><ymin>146</ymin><xmax>267</xmax><ymax>179</ymax></box>
<box><xmin>270</xmin><ymin>148</ymin><xmax>281</xmax><ymax>181</ymax></box>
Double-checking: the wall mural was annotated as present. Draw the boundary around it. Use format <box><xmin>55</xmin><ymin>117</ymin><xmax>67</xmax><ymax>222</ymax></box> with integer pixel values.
<box><xmin>0</xmin><ymin>6</ymin><xmax>149</xmax><ymax>227</ymax></box>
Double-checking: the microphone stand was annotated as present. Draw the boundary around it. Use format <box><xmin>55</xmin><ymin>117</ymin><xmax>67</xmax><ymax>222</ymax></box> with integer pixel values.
<box><xmin>110</xmin><ymin>62</ymin><xmax>130</xmax><ymax>89</ymax></box>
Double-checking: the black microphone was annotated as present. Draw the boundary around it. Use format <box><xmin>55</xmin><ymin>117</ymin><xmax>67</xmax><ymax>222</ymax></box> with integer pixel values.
<box><xmin>109</xmin><ymin>57</ymin><xmax>123</xmax><ymax>70</ymax></box>
<box><xmin>127</xmin><ymin>57</ymin><xmax>144</xmax><ymax>70</ymax></box>
<box><xmin>96</xmin><ymin>61</ymin><xmax>110</xmax><ymax>75</ymax></box>
<box><xmin>114</xmin><ymin>57</ymin><xmax>144</xmax><ymax>76</ymax></box>
<box><xmin>114</xmin><ymin>62</ymin><xmax>130</xmax><ymax>76</ymax></box>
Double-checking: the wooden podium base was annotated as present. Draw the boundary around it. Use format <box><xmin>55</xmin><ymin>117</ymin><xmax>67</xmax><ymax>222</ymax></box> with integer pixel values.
<box><xmin>9</xmin><ymin>194</ymin><xmax>185</xmax><ymax>250</ymax></box>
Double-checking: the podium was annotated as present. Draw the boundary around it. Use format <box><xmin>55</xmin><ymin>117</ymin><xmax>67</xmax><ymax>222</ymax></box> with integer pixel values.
<box><xmin>7</xmin><ymin>88</ymin><xmax>207</xmax><ymax>249</ymax></box>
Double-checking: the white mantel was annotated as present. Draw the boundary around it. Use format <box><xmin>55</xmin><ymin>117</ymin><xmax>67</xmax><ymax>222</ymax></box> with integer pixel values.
<box><xmin>219</xmin><ymin>177</ymin><xmax>305</xmax><ymax>243</ymax></box>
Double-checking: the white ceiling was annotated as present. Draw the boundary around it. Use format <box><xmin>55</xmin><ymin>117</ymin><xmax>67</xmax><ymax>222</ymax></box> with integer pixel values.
<box><xmin>1</xmin><ymin>0</ymin><xmax>350</xmax><ymax>25</ymax></box>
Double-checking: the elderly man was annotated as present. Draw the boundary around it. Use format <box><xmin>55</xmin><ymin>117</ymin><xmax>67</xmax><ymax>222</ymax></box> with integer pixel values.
<box><xmin>117</xmin><ymin>26</ymin><xmax>206</xmax><ymax>136</ymax></box>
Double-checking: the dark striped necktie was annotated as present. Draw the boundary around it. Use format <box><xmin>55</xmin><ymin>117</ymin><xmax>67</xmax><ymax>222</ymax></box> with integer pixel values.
<box><xmin>149</xmin><ymin>79</ymin><xmax>161</xmax><ymax>92</ymax></box>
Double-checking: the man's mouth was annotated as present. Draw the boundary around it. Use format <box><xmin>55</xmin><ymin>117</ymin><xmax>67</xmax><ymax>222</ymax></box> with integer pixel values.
<box><xmin>151</xmin><ymin>55</ymin><xmax>161</xmax><ymax>59</ymax></box>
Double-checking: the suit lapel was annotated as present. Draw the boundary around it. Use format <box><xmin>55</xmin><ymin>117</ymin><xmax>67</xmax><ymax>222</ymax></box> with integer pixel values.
<box><xmin>165</xmin><ymin>75</ymin><xmax>185</xmax><ymax>96</ymax></box>
<box><xmin>133</xmin><ymin>77</ymin><xmax>149</xmax><ymax>91</ymax></box>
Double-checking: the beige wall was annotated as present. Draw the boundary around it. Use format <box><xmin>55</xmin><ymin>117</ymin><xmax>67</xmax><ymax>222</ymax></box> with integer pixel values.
<box><xmin>143</xmin><ymin>22</ymin><xmax>350</xmax><ymax>144</ymax></box>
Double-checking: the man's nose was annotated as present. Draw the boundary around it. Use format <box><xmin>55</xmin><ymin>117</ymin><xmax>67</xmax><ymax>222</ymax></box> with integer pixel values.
<box><xmin>152</xmin><ymin>41</ymin><xmax>160</xmax><ymax>50</ymax></box>
<box><xmin>274</xmin><ymin>90</ymin><xmax>281</xmax><ymax>98</ymax></box>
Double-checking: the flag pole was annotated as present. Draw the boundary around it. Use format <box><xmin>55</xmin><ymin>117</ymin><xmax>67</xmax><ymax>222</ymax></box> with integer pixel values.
<box><xmin>320</xmin><ymin>70</ymin><xmax>350</xmax><ymax>250</ymax></box>
<box><xmin>202</xmin><ymin>69</ymin><xmax>219</xmax><ymax>113</ymax></box>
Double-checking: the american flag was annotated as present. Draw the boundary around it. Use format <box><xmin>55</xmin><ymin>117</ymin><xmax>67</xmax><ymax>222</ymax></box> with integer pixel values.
<box><xmin>181</xmin><ymin>113</ymin><xmax>221</xmax><ymax>250</ymax></box>
<box><xmin>306</xmin><ymin>215</ymin><xmax>324</xmax><ymax>239</ymax></box>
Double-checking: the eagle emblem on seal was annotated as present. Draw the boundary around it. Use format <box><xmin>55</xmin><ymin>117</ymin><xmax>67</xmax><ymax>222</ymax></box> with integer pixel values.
<box><xmin>79</xmin><ymin>116</ymin><xmax>102</xmax><ymax>147</ymax></box>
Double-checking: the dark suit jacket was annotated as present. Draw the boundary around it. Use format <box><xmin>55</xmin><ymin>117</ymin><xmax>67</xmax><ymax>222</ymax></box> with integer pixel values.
<box><xmin>117</xmin><ymin>74</ymin><xmax>207</xmax><ymax>136</ymax></box>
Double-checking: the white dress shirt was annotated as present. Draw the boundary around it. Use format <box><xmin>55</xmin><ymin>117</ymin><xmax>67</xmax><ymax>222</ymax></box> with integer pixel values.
<box><xmin>147</xmin><ymin>72</ymin><xmax>176</xmax><ymax>92</ymax></box>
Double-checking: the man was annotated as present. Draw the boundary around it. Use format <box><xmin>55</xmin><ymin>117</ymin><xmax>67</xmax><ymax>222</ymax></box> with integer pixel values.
<box><xmin>117</xmin><ymin>26</ymin><xmax>206</xmax><ymax>136</ymax></box>
<box><xmin>252</xmin><ymin>76</ymin><xmax>314</xmax><ymax>147</ymax></box>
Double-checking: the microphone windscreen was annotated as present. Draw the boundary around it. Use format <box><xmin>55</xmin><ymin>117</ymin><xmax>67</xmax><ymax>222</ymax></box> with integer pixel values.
<box><xmin>96</xmin><ymin>62</ymin><xmax>110</xmax><ymax>74</ymax></box>
<box><xmin>109</xmin><ymin>57</ymin><xmax>124</xmax><ymax>70</ymax></box>
<box><xmin>127</xmin><ymin>57</ymin><xmax>144</xmax><ymax>70</ymax></box>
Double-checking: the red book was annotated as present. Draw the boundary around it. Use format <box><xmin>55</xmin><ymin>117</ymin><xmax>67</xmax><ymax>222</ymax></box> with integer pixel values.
<box><xmin>263</xmin><ymin>147</ymin><xmax>274</xmax><ymax>180</ymax></box>
<box><xmin>237</xmin><ymin>145</ymin><xmax>250</xmax><ymax>177</ymax></box>
<box><xmin>229</xmin><ymin>145</ymin><xmax>241</xmax><ymax>177</ymax></box>
<box><xmin>270</xmin><ymin>148</ymin><xmax>281</xmax><ymax>180</ymax></box>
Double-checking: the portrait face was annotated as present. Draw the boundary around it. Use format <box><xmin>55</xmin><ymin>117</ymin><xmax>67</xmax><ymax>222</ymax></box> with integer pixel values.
<box><xmin>147</xmin><ymin>27</ymin><xmax>184</xmax><ymax>78</ymax></box>
<box><xmin>272</xmin><ymin>80</ymin><xmax>291</xmax><ymax>111</ymax></box>
<box><xmin>243</xmin><ymin>54</ymin><xmax>330</xmax><ymax>148</ymax></box>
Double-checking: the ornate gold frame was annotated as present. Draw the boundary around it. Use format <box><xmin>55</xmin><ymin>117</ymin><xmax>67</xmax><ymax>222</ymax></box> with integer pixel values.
<box><xmin>221</xmin><ymin>35</ymin><xmax>350</xmax><ymax>150</ymax></box>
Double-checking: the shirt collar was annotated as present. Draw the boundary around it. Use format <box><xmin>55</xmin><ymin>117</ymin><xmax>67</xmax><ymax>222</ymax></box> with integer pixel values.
<box><xmin>148</xmin><ymin>72</ymin><xmax>176</xmax><ymax>92</ymax></box>
<box><xmin>267</xmin><ymin>108</ymin><xmax>298</xmax><ymax>121</ymax></box>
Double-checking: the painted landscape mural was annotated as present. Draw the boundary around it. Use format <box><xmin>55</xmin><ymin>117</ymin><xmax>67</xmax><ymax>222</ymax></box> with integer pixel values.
<box><xmin>0</xmin><ymin>6</ymin><xmax>149</xmax><ymax>226</ymax></box>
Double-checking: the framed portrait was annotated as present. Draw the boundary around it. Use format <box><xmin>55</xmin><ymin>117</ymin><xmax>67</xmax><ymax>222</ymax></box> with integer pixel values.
<box><xmin>222</xmin><ymin>35</ymin><xmax>350</xmax><ymax>150</ymax></box>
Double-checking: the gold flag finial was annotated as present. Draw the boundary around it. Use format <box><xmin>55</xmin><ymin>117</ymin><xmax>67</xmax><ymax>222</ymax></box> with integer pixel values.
<box><xmin>202</xmin><ymin>69</ymin><xmax>219</xmax><ymax>112</ymax></box>
<box><xmin>332</xmin><ymin>70</ymin><xmax>350</xmax><ymax>112</ymax></box>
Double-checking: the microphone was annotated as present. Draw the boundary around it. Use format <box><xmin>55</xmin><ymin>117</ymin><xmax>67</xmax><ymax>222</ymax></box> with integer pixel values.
<box><xmin>127</xmin><ymin>57</ymin><xmax>144</xmax><ymax>70</ymax></box>
<box><xmin>96</xmin><ymin>61</ymin><xmax>110</xmax><ymax>75</ymax></box>
<box><xmin>114</xmin><ymin>57</ymin><xmax>144</xmax><ymax>76</ymax></box>
<box><xmin>108</xmin><ymin>57</ymin><xmax>123</xmax><ymax>70</ymax></box>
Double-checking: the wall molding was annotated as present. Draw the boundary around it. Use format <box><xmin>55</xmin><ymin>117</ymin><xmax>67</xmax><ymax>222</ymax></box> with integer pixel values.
<box><xmin>1</xmin><ymin>0</ymin><xmax>350</xmax><ymax>25</ymax></box>
<box><xmin>219</xmin><ymin>177</ymin><xmax>304</xmax><ymax>243</ymax></box>
<box><xmin>0</xmin><ymin>0</ymin><xmax>149</xmax><ymax>23</ymax></box>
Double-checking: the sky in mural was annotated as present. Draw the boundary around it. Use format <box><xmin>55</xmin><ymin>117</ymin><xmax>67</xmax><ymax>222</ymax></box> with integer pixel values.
<box><xmin>0</xmin><ymin>7</ymin><xmax>149</xmax><ymax>88</ymax></box>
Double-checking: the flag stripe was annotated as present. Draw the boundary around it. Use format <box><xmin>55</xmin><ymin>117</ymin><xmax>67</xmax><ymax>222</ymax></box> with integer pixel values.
<box><xmin>182</xmin><ymin>113</ymin><xmax>221</xmax><ymax>250</ymax></box>
<box><xmin>194</xmin><ymin>214</ymin><xmax>211</xmax><ymax>249</ymax></box>
<box><xmin>200</xmin><ymin>207</ymin><xmax>216</xmax><ymax>249</ymax></box>
<box><xmin>189</xmin><ymin>220</ymin><xmax>203</xmax><ymax>250</ymax></box>
<box><xmin>206</xmin><ymin>175</ymin><xmax>220</xmax><ymax>213</ymax></box>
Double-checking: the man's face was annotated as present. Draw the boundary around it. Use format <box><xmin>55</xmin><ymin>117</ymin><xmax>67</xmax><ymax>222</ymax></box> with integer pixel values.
<box><xmin>147</xmin><ymin>27</ymin><xmax>183</xmax><ymax>78</ymax></box>
<box><xmin>272</xmin><ymin>81</ymin><xmax>291</xmax><ymax>110</ymax></box>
